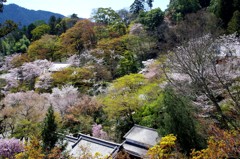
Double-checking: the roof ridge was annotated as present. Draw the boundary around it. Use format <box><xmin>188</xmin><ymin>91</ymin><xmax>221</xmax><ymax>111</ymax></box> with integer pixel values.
<box><xmin>78</xmin><ymin>133</ymin><xmax>121</xmax><ymax>147</ymax></box>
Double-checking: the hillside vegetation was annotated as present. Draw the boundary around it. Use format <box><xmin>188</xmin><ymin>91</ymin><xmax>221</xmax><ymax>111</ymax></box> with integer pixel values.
<box><xmin>0</xmin><ymin>0</ymin><xmax>239</xmax><ymax>158</ymax></box>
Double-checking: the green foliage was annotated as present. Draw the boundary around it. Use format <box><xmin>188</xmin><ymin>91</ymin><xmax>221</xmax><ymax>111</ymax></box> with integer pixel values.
<box><xmin>27</xmin><ymin>34</ymin><xmax>61</xmax><ymax>61</ymax></box>
<box><xmin>92</xmin><ymin>7</ymin><xmax>121</xmax><ymax>25</ymax></box>
<box><xmin>117</xmin><ymin>50</ymin><xmax>139</xmax><ymax>76</ymax></box>
<box><xmin>48</xmin><ymin>16</ymin><xmax>65</xmax><ymax>35</ymax></box>
<box><xmin>42</xmin><ymin>106</ymin><xmax>58</xmax><ymax>151</ymax></box>
<box><xmin>51</xmin><ymin>67</ymin><xmax>94</xmax><ymax>91</ymax></box>
<box><xmin>26</xmin><ymin>23</ymin><xmax>36</xmax><ymax>40</ymax></box>
<box><xmin>227</xmin><ymin>10</ymin><xmax>240</xmax><ymax>34</ymax></box>
<box><xmin>130</xmin><ymin>0</ymin><xmax>145</xmax><ymax>14</ymax></box>
<box><xmin>13</xmin><ymin>35</ymin><xmax>30</xmax><ymax>53</ymax></box>
<box><xmin>101</xmin><ymin>74</ymin><xmax>147</xmax><ymax>140</ymax></box>
<box><xmin>158</xmin><ymin>87</ymin><xmax>206</xmax><ymax>154</ymax></box>
<box><xmin>31</xmin><ymin>24</ymin><xmax>50</xmax><ymax>41</ymax></box>
<box><xmin>133</xmin><ymin>82</ymin><xmax>163</xmax><ymax>128</ymax></box>
<box><xmin>167</xmin><ymin>0</ymin><xmax>201</xmax><ymax>22</ymax></box>
<box><xmin>0</xmin><ymin>20</ymin><xmax>18</xmax><ymax>38</ymax></box>
<box><xmin>138</xmin><ymin>8</ymin><xmax>164</xmax><ymax>30</ymax></box>
<box><xmin>209</xmin><ymin>0</ymin><xmax>240</xmax><ymax>29</ymax></box>
<box><xmin>49</xmin><ymin>15</ymin><xmax>57</xmax><ymax>35</ymax></box>
<box><xmin>124</xmin><ymin>34</ymin><xmax>157</xmax><ymax>62</ymax></box>
<box><xmin>12</xmin><ymin>119</ymin><xmax>41</xmax><ymax>140</ymax></box>
<box><xmin>92</xmin><ymin>8</ymin><xmax>127</xmax><ymax>39</ymax></box>
<box><xmin>0</xmin><ymin>35</ymin><xmax>15</xmax><ymax>55</ymax></box>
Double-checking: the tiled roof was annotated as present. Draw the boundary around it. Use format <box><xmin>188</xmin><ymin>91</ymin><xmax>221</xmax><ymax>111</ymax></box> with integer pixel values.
<box><xmin>64</xmin><ymin>134</ymin><xmax>120</xmax><ymax>158</ymax></box>
<box><xmin>122</xmin><ymin>141</ymin><xmax>148</xmax><ymax>158</ymax></box>
<box><xmin>124</xmin><ymin>124</ymin><xmax>159</xmax><ymax>147</ymax></box>
<box><xmin>64</xmin><ymin>125</ymin><xmax>160</xmax><ymax>159</ymax></box>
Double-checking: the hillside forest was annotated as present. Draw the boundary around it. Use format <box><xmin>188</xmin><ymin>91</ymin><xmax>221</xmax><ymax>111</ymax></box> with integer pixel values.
<box><xmin>0</xmin><ymin>0</ymin><xmax>240</xmax><ymax>158</ymax></box>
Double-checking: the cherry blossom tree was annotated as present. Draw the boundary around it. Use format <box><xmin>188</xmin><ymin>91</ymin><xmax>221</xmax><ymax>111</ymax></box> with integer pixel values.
<box><xmin>92</xmin><ymin>124</ymin><xmax>108</xmax><ymax>140</ymax></box>
<box><xmin>50</xmin><ymin>85</ymin><xmax>80</xmax><ymax>116</ymax></box>
<box><xmin>1</xmin><ymin>91</ymin><xmax>50</xmax><ymax>137</ymax></box>
<box><xmin>3</xmin><ymin>91</ymin><xmax>50</xmax><ymax>121</ymax></box>
<box><xmin>20</xmin><ymin>59</ymin><xmax>52</xmax><ymax>81</ymax></box>
<box><xmin>35</xmin><ymin>73</ymin><xmax>53</xmax><ymax>92</ymax></box>
<box><xmin>0</xmin><ymin>138</ymin><xmax>23</xmax><ymax>159</ymax></box>
<box><xmin>164</xmin><ymin>34</ymin><xmax>240</xmax><ymax>129</ymax></box>
<box><xmin>66</xmin><ymin>50</ymin><xmax>103</xmax><ymax>67</ymax></box>
<box><xmin>0</xmin><ymin>54</ymin><xmax>21</xmax><ymax>71</ymax></box>
<box><xmin>3</xmin><ymin>68</ymin><xmax>19</xmax><ymax>90</ymax></box>
<box><xmin>3</xmin><ymin>60</ymin><xmax>52</xmax><ymax>91</ymax></box>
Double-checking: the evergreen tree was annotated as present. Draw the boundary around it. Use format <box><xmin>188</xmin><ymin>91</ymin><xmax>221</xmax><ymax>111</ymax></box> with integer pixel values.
<box><xmin>217</xmin><ymin>0</ymin><xmax>234</xmax><ymax>28</ymax></box>
<box><xmin>49</xmin><ymin>15</ymin><xmax>57</xmax><ymax>35</ymax></box>
<box><xmin>130</xmin><ymin>0</ymin><xmax>145</xmax><ymax>14</ymax></box>
<box><xmin>138</xmin><ymin>8</ymin><xmax>164</xmax><ymax>30</ymax></box>
<box><xmin>146</xmin><ymin>0</ymin><xmax>154</xmax><ymax>9</ymax></box>
<box><xmin>41</xmin><ymin>105</ymin><xmax>58</xmax><ymax>151</ymax></box>
<box><xmin>159</xmin><ymin>87</ymin><xmax>205</xmax><ymax>154</ymax></box>
<box><xmin>227</xmin><ymin>10</ymin><xmax>240</xmax><ymax>34</ymax></box>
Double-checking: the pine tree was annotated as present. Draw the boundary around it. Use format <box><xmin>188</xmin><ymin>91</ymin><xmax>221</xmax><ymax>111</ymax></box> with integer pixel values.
<box><xmin>227</xmin><ymin>10</ymin><xmax>240</xmax><ymax>34</ymax></box>
<box><xmin>41</xmin><ymin>105</ymin><xmax>58</xmax><ymax>151</ymax></box>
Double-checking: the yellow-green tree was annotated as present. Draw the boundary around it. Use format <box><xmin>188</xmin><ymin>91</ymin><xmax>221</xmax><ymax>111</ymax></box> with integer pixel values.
<box><xmin>31</xmin><ymin>24</ymin><xmax>50</xmax><ymax>41</ymax></box>
<box><xmin>15</xmin><ymin>136</ymin><xmax>45</xmax><ymax>159</ymax></box>
<box><xmin>51</xmin><ymin>67</ymin><xmax>94</xmax><ymax>91</ymax></box>
<box><xmin>147</xmin><ymin>134</ymin><xmax>181</xmax><ymax>159</ymax></box>
<box><xmin>191</xmin><ymin>126</ymin><xmax>240</xmax><ymax>159</ymax></box>
<box><xmin>101</xmin><ymin>74</ymin><xmax>147</xmax><ymax>140</ymax></box>
<box><xmin>27</xmin><ymin>34</ymin><xmax>61</xmax><ymax>61</ymax></box>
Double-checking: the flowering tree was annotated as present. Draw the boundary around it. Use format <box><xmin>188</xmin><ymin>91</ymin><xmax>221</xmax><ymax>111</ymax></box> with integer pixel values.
<box><xmin>63</xmin><ymin>95</ymin><xmax>100</xmax><ymax>134</ymax></box>
<box><xmin>66</xmin><ymin>50</ymin><xmax>103</xmax><ymax>67</ymax></box>
<box><xmin>3</xmin><ymin>60</ymin><xmax>52</xmax><ymax>91</ymax></box>
<box><xmin>21</xmin><ymin>59</ymin><xmax>52</xmax><ymax>81</ymax></box>
<box><xmin>164</xmin><ymin>34</ymin><xmax>240</xmax><ymax>129</ymax></box>
<box><xmin>1</xmin><ymin>91</ymin><xmax>50</xmax><ymax>138</ymax></box>
<box><xmin>50</xmin><ymin>85</ymin><xmax>79</xmax><ymax>116</ymax></box>
<box><xmin>4</xmin><ymin>68</ymin><xmax>19</xmax><ymax>90</ymax></box>
<box><xmin>35</xmin><ymin>73</ymin><xmax>53</xmax><ymax>92</ymax></box>
<box><xmin>92</xmin><ymin>124</ymin><xmax>108</xmax><ymax>140</ymax></box>
<box><xmin>0</xmin><ymin>138</ymin><xmax>23</xmax><ymax>159</ymax></box>
<box><xmin>3</xmin><ymin>91</ymin><xmax>50</xmax><ymax>121</ymax></box>
<box><xmin>0</xmin><ymin>54</ymin><xmax>21</xmax><ymax>71</ymax></box>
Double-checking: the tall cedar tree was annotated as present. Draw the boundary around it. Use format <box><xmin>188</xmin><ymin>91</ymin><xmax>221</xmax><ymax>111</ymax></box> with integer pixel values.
<box><xmin>130</xmin><ymin>0</ymin><xmax>145</xmax><ymax>14</ymax></box>
<box><xmin>42</xmin><ymin>105</ymin><xmax>58</xmax><ymax>151</ymax></box>
<box><xmin>218</xmin><ymin>0</ymin><xmax>234</xmax><ymax>28</ymax></box>
<box><xmin>159</xmin><ymin>87</ymin><xmax>205</xmax><ymax>154</ymax></box>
